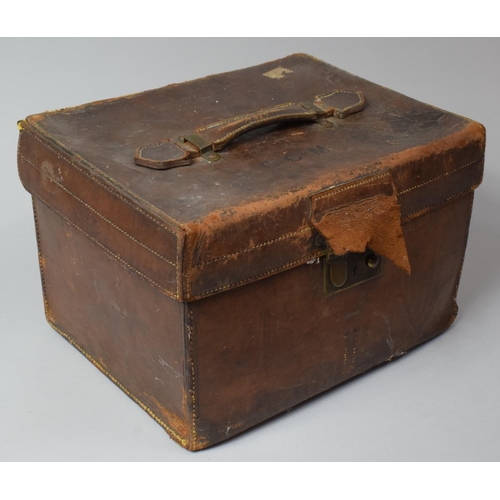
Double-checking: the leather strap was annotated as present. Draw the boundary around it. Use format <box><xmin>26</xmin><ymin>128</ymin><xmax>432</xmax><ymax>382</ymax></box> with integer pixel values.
<box><xmin>134</xmin><ymin>90</ymin><xmax>365</xmax><ymax>170</ymax></box>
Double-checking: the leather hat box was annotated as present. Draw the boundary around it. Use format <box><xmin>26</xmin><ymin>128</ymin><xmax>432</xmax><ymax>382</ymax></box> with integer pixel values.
<box><xmin>18</xmin><ymin>54</ymin><xmax>485</xmax><ymax>450</ymax></box>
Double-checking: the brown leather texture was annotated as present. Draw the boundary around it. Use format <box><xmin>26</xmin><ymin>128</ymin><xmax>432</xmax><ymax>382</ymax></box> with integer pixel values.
<box><xmin>310</xmin><ymin>170</ymin><xmax>411</xmax><ymax>273</ymax></box>
<box><xmin>134</xmin><ymin>90</ymin><xmax>365</xmax><ymax>169</ymax></box>
<box><xmin>31</xmin><ymin>198</ymin><xmax>192</xmax><ymax>448</ymax></box>
<box><xmin>17</xmin><ymin>54</ymin><xmax>485</xmax><ymax>301</ymax></box>
<box><xmin>18</xmin><ymin>54</ymin><xmax>485</xmax><ymax>450</ymax></box>
<box><xmin>190</xmin><ymin>193</ymin><xmax>474</xmax><ymax>448</ymax></box>
<box><xmin>135</xmin><ymin>140</ymin><xmax>192</xmax><ymax>169</ymax></box>
<box><xmin>197</xmin><ymin>90</ymin><xmax>365</xmax><ymax>150</ymax></box>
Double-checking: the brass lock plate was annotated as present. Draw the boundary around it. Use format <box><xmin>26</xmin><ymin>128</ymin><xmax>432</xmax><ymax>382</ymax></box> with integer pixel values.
<box><xmin>324</xmin><ymin>249</ymin><xmax>382</xmax><ymax>296</ymax></box>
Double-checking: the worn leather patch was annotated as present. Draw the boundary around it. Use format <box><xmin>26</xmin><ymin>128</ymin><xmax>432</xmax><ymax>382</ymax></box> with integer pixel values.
<box><xmin>311</xmin><ymin>171</ymin><xmax>411</xmax><ymax>274</ymax></box>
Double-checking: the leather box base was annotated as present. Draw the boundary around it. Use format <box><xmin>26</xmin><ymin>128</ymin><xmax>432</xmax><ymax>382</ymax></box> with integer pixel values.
<box><xmin>32</xmin><ymin>189</ymin><xmax>473</xmax><ymax>450</ymax></box>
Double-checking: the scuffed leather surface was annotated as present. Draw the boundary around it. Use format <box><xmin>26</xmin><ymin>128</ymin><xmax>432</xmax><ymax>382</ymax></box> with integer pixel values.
<box><xmin>311</xmin><ymin>171</ymin><xmax>411</xmax><ymax>273</ymax></box>
<box><xmin>18</xmin><ymin>55</ymin><xmax>485</xmax><ymax>451</ymax></box>
<box><xmin>197</xmin><ymin>102</ymin><xmax>318</xmax><ymax>149</ymax></box>
<box><xmin>18</xmin><ymin>54</ymin><xmax>485</xmax><ymax>300</ymax></box>
<box><xmin>18</xmin><ymin>131</ymin><xmax>183</xmax><ymax>299</ymax></box>
<box><xmin>33</xmin><ymin>199</ymin><xmax>191</xmax><ymax>447</ymax></box>
<box><xmin>135</xmin><ymin>140</ymin><xmax>191</xmax><ymax>169</ymax></box>
<box><xmin>134</xmin><ymin>89</ymin><xmax>366</xmax><ymax>169</ymax></box>
<box><xmin>315</xmin><ymin>89</ymin><xmax>364</xmax><ymax>118</ymax></box>
<box><xmin>190</xmin><ymin>193</ymin><xmax>474</xmax><ymax>448</ymax></box>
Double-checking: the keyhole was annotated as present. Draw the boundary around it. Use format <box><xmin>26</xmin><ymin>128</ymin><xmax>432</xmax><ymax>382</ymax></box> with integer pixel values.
<box><xmin>353</xmin><ymin>266</ymin><xmax>357</xmax><ymax>277</ymax></box>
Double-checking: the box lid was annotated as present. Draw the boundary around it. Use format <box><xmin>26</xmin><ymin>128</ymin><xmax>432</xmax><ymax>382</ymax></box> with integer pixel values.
<box><xmin>18</xmin><ymin>54</ymin><xmax>485</xmax><ymax>301</ymax></box>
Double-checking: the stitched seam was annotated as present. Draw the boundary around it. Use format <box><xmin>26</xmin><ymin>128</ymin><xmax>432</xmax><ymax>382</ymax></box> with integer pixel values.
<box><xmin>186</xmin><ymin>257</ymin><xmax>192</xmax><ymax>299</ymax></box>
<box><xmin>193</xmin><ymin>251</ymin><xmax>324</xmax><ymax>298</ymax></box>
<box><xmin>33</xmin><ymin>194</ymin><xmax>179</xmax><ymax>300</ymax></box>
<box><xmin>176</xmin><ymin>229</ymin><xmax>181</xmax><ymax>299</ymax></box>
<box><xmin>399</xmin><ymin>158</ymin><xmax>483</xmax><ymax>195</ymax></box>
<box><xmin>197</xmin><ymin>103</ymin><xmax>295</xmax><ymax>131</ymax></box>
<box><xmin>47</xmin><ymin>320</ymin><xmax>188</xmax><ymax>446</ymax></box>
<box><xmin>401</xmin><ymin>186</ymin><xmax>479</xmax><ymax>221</ymax></box>
<box><xmin>212</xmin><ymin>110</ymin><xmax>316</xmax><ymax>145</ymax></box>
<box><xmin>197</xmin><ymin>92</ymin><xmax>362</xmax><ymax>144</ymax></box>
<box><xmin>194</xmin><ymin>226</ymin><xmax>313</xmax><ymax>268</ymax></box>
<box><xmin>187</xmin><ymin>307</ymin><xmax>197</xmax><ymax>448</ymax></box>
<box><xmin>21</xmin><ymin>154</ymin><xmax>177</xmax><ymax>268</ymax></box>
<box><xmin>313</xmin><ymin>171</ymin><xmax>392</xmax><ymax>202</ymax></box>
<box><xmin>33</xmin><ymin>197</ymin><xmax>186</xmax><ymax>445</ymax></box>
<box><xmin>137</xmin><ymin>140</ymin><xmax>188</xmax><ymax>162</ymax></box>
<box><xmin>319</xmin><ymin>90</ymin><xmax>362</xmax><ymax>113</ymax></box>
<box><xmin>22</xmin><ymin>128</ymin><xmax>181</xmax><ymax>237</ymax></box>
<box><xmin>137</xmin><ymin>140</ymin><xmax>169</xmax><ymax>155</ymax></box>
<box><xmin>32</xmin><ymin>198</ymin><xmax>50</xmax><ymax>316</ymax></box>
<box><xmin>338</xmin><ymin>91</ymin><xmax>362</xmax><ymax>112</ymax></box>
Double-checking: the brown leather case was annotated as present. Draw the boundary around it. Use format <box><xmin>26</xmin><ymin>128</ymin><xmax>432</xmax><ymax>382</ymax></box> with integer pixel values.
<box><xmin>17</xmin><ymin>54</ymin><xmax>485</xmax><ymax>450</ymax></box>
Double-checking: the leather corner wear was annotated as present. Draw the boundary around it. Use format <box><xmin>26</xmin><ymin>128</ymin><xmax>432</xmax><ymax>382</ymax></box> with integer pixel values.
<box><xmin>18</xmin><ymin>54</ymin><xmax>485</xmax><ymax>450</ymax></box>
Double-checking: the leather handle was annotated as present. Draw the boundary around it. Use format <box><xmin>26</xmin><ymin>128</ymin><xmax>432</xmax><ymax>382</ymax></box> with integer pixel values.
<box><xmin>134</xmin><ymin>90</ymin><xmax>365</xmax><ymax>170</ymax></box>
<box><xmin>195</xmin><ymin>102</ymin><xmax>319</xmax><ymax>151</ymax></box>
